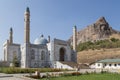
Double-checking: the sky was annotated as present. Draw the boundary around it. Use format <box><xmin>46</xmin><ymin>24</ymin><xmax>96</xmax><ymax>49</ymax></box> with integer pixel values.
<box><xmin>0</xmin><ymin>0</ymin><xmax>120</xmax><ymax>59</ymax></box>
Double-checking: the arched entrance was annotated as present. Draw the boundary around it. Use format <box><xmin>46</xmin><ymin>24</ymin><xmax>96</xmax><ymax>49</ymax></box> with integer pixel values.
<box><xmin>59</xmin><ymin>47</ymin><xmax>65</xmax><ymax>61</ymax></box>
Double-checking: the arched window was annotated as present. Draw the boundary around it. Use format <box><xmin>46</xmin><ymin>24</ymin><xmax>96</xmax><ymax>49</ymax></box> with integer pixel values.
<box><xmin>41</xmin><ymin>51</ymin><xmax>45</xmax><ymax>60</ymax></box>
<box><xmin>31</xmin><ymin>49</ymin><xmax>35</xmax><ymax>59</ymax></box>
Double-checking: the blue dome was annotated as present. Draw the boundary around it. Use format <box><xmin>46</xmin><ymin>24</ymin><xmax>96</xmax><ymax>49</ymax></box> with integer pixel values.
<box><xmin>34</xmin><ymin>36</ymin><xmax>48</xmax><ymax>45</ymax></box>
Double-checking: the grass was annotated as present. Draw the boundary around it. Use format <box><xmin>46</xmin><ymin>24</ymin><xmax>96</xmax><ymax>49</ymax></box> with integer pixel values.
<box><xmin>40</xmin><ymin>73</ymin><xmax>120</xmax><ymax>80</ymax></box>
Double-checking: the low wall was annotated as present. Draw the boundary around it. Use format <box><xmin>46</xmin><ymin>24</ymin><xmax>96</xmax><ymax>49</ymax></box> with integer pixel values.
<box><xmin>79</xmin><ymin>69</ymin><xmax>120</xmax><ymax>74</ymax></box>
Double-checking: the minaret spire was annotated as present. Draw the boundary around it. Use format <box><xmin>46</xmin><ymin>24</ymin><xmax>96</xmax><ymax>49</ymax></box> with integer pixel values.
<box><xmin>48</xmin><ymin>35</ymin><xmax>50</xmax><ymax>43</ymax></box>
<box><xmin>9</xmin><ymin>27</ymin><xmax>13</xmax><ymax>44</ymax></box>
<box><xmin>73</xmin><ymin>25</ymin><xmax>77</xmax><ymax>52</ymax></box>
<box><xmin>24</xmin><ymin>7</ymin><xmax>30</xmax><ymax>43</ymax></box>
<box><xmin>26</xmin><ymin>7</ymin><xmax>30</xmax><ymax>13</ymax></box>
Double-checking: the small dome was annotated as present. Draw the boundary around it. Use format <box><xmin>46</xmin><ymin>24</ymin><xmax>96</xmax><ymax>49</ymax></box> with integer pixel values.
<box><xmin>34</xmin><ymin>35</ymin><xmax>48</xmax><ymax>45</ymax></box>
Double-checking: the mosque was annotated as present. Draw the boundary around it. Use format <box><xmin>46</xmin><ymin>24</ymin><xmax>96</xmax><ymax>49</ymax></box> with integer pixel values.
<box><xmin>3</xmin><ymin>7</ymin><xmax>77</xmax><ymax>69</ymax></box>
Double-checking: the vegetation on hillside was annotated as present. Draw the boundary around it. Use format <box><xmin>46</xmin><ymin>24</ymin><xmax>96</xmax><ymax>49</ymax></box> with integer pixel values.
<box><xmin>77</xmin><ymin>38</ymin><xmax>120</xmax><ymax>51</ymax></box>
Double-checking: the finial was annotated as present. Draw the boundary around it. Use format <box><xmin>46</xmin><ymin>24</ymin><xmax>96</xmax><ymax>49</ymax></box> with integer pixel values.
<box><xmin>73</xmin><ymin>25</ymin><xmax>77</xmax><ymax>29</ymax></box>
<box><xmin>41</xmin><ymin>34</ymin><xmax>44</xmax><ymax>37</ymax></box>
<box><xmin>48</xmin><ymin>35</ymin><xmax>50</xmax><ymax>42</ymax></box>
<box><xmin>26</xmin><ymin>7</ymin><xmax>30</xmax><ymax>12</ymax></box>
<box><xmin>10</xmin><ymin>27</ymin><xmax>13</xmax><ymax>32</ymax></box>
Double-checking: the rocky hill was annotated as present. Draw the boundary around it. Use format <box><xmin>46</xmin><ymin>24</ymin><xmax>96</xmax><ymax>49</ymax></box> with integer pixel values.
<box><xmin>77</xmin><ymin>48</ymin><xmax>120</xmax><ymax>64</ymax></box>
<box><xmin>69</xmin><ymin>17</ymin><xmax>120</xmax><ymax>44</ymax></box>
<box><xmin>69</xmin><ymin>17</ymin><xmax>120</xmax><ymax>64</ymax></box>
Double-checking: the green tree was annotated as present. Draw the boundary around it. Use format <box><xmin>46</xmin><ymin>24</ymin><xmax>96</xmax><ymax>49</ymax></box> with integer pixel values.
<box><xmin>12</xmin><ymin>55</ymin><xmax>19</xmax><ymax>67</ymax></box>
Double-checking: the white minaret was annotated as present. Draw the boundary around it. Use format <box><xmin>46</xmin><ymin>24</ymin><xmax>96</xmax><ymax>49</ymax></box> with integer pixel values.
<box><xmin>24</xmin><ymin>7</ymin><xmax>30</xmax><ymax>43</ymax></box>
<box><xmin>21</xmin><ymin>7</ymin><xmax>30</xmax><ymax>68</ymax></box>
<box><xmin>48</xmin><ymin>35</ymin><xmax>50</xmax><ymax>43</ymax></box>
<box><xmin>9</xmin><ymin>27</ymin><xmax>13</xmax><ymax>44</ymax></box>
<box><xmin>73</xmin><ymin>26</ymin><xmax>77</xmax><ymax>52</ymax></box>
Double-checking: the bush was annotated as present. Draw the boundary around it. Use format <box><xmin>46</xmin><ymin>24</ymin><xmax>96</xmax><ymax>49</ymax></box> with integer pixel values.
<box><xmin>61</xmin><ymin>73</ymin><xmax>72</xmax><ymax>76</ymax></box>
<box><xmin>110</xmin><ymin>38</ymin><xmax>119</xmax><ymax>42</ymax></box>
<box><xmin>0</xmin><ymin>67</ymin><xmax>68</xmax><ymax>74</ymax></box>
<box><xmin>71</xmin><ymin>72</ymin><xmax>81</xmax><ymax>76</ymax></box>
<box><xmin>60</xmin><ymin>72</ymin><xmax>81</xmax><ymax>77</ymax></box>
<box><xmin>27</xmin><ymin>75</ymin><xmax>41</xmax><ymax>79</ymax></box>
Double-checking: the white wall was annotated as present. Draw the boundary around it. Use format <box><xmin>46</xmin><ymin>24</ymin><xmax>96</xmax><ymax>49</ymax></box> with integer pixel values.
<box><xmin>8</xmin><ymin>45</ymin><xmax>20</xmax><ymax>62</ymax></box>
<box><xmin>104</xmin><ymin>63</ymin><xmax>120</xmax><ymax>69</ymax></box>
<box><xmin>55</xmin><ymin>61</ymin><xmax>74</xmax><ymax>70</ymax></box>
<box><xmin>30</xmin><ymin>46</ymin><xmax>49</xmax><ymax>68</ymax></box>
<box><xmin>54</xmin><ymin>39</ymin><xmax>71</xmax><ymax>62</ymax></box>
<box><xmin>90</xmin><ymin>63</ymin><xmax>96</xmax><ymax>69</ymax></box>
<box><xmin>95</xmin><ymin>63</ymin><xmax>103</xmax><ymax>69</ymax></box>
<box><xmin>3</xmin><ymin>41</ymin><xmax>21</xmax><ymax>63</ymax></box>
<box><xmin>94</xmin><ymin>63</ymin><xmax>120</xmax><ymax>69</ymax></box>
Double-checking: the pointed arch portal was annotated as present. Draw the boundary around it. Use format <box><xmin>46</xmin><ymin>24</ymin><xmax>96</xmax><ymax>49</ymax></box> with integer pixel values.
<box><xmin>59</xmin><ymin>47</ymin><xmax>65</xmax><ymax>61</ymax></box>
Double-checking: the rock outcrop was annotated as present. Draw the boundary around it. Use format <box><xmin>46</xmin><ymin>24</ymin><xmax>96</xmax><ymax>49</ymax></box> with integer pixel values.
<box><xmin>69</xmin><ymin>17</ymin><xmax>120</xmax><ymax>44</ymax></box>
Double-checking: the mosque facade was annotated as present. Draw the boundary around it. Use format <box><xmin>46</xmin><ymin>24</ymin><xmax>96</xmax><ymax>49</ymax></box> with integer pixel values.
<box><xmin>3</xmin><ymin>7</ymin><xmax>77</xmax><ymax>68</ymax></box>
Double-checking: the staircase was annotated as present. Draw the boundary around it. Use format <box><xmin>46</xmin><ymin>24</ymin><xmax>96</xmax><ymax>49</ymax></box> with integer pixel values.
<box><xmin>55</xmin><ymin>61</ymin><xmax>78</xmax><ymax>70</ymax></box>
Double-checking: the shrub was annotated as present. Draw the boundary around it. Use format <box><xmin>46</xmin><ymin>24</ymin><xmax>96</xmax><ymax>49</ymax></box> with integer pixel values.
<box><xmin>84</xmin><ymin>71</ymin><xmax>89</xmax><ymax>75</ymax></box>
<box><xmin>60</xmin><ymin>72</ymin><xmax>81</xmax><ymax>77</ymax></box>
<box><xmin>71</xmin><ymin>72</ymin><xmax>81</xmax><ymax>76</ymax></box>
<box><xmin>26</xmin><ymin>75</ymin><xmax>41</xmax><ymax>79</ymax></box>
<box><xmin>110</xmin><ymin>38</ymin><xmax>119</xmax><ymax>42</ymax></box>
<box><xmin>61</xmin><ymin>73</ymin><xmax>72</xmax><ymax>76</ymax></box>
<box><xmin>0</xmin><ymin>67</ymin><xmax>68</xmax><ymax>74</ymax></box>
<box><xmin>101</xmin><ymin>70</ymin><xmax>107</xmax><ymax>74</ymax></box>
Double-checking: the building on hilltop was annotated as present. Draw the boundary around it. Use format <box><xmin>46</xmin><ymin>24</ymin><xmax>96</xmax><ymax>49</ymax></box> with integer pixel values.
<box><xmin>3</xmin><ymin>7</ymin><xmax>77</xmax><ymax>69</ymax></box>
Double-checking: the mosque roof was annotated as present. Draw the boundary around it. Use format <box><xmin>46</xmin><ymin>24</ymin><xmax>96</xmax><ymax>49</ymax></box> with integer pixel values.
<box><xmin>97</xmin><ymin>59</ymin><xmax>120</xmax><ymax>63</ymax></box>
<box><xmin>34</xmin><ymin>35</ymin><xmax>48</xmax><ymax>45</ymax></box>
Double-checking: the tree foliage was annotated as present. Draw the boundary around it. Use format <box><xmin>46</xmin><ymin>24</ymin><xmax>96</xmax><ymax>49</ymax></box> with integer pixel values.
<box><xmin>12</xmin><ymin>55</ymin><xmax>19</xmax><ymax>67</ymax></box>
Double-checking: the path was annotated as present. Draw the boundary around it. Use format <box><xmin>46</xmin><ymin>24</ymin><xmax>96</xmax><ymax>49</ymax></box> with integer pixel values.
<box><xmin>0</xmin><ymin>69</ymin><xmax>103</xmax><ymax>80</ymax></box>
<box><xmin>0</xmin><ymin>73</ymin><xmax>37</xmax><ymax>80</ymax></box>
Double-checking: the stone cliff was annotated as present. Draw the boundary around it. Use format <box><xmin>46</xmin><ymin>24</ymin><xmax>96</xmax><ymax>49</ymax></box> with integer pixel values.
<box><xmin>69</xmin><ymin>17</ymin><xmax>120</xmax><ymax>44</ymax></box>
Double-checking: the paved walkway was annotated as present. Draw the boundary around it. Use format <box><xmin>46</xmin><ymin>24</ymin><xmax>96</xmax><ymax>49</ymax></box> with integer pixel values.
<box><xmin>0</xmin><ymin>71</ymin><xmax>82</xmax><ymax>80</ymax></box>
<box><xmin>0</xmin><ymin>73</ymin><xmax>37</xmax><ymax>80</ymax></box>
<box><xmin>0</xmin><ymin>69</ymin><xmax>97</xmax><ymax>80</ymax></box>
<box><xmin>0</xmin><ymin>77</ymin><xmax>27</xmax><ymax>80</ymax></box>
